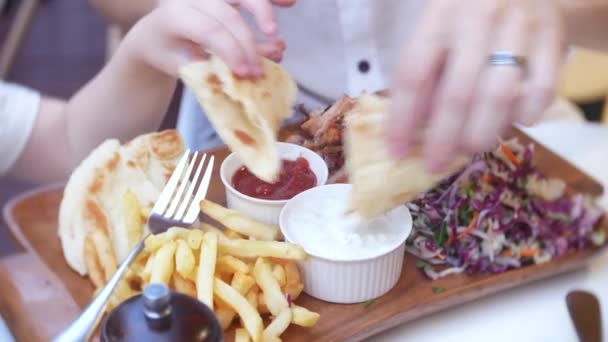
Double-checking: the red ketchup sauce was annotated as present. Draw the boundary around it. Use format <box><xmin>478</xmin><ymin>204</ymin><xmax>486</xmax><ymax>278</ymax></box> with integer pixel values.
<box><xmin>232</xmin><ymin>157</ymin><xmax>317</xmax><ymax>200</ymax></box>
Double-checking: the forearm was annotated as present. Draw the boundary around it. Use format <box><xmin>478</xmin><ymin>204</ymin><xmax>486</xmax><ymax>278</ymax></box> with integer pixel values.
<box><xmin>89</xmin><ymin>0</ymin><xmax>157</xmax><ymax>30</ymax></box>
<box><xmin>561</xmin><ymin>0</ymin><xmax>608</xmax><ymax>51</ymax></box>
<box><xmin>65</xmin><ymin>41</ymin><xmax>176</xmax><ymax>161</ymax></box>
<box><xmin>10</xmin><ymin>41</ymin><xmax>176</xmax><ymax>183</ymax></box>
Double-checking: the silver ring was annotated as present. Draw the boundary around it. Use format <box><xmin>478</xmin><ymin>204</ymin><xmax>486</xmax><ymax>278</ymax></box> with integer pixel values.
<box><xmin>488</xmin><ymin>51</ymin><xmax>527</xmax><ymax>69</ymax></box>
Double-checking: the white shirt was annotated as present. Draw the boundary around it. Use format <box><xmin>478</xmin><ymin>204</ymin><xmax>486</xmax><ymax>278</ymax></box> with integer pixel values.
<box><xmin>177</xmin><ymin>0</ymin><xmax>426</xmax><ymax>150</ymax></box>
<box><xmin>0</xmin><ymin>81</ymin><xmax>40</xmax><ymax>176</ymax></box>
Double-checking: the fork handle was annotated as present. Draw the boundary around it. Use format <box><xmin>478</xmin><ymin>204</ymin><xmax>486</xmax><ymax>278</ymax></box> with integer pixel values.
<box><xmin>52</xmin><ymin>237</ymin><xmax>148</xmax><ymax>342</ymax></box>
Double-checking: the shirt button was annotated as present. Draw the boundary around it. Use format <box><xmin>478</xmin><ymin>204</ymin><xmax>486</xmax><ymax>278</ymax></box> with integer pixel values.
<box><xmin>358</xmin><ymin>60</ymin><xmax>370</xmax><ymax>73</ymax></box>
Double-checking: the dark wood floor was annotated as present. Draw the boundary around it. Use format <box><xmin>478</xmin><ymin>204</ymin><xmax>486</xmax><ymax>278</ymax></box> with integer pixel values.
<box><xmin>0</xmin><ymin>0</ymin><xmax>178</xmax><ymax>255</ymax></box>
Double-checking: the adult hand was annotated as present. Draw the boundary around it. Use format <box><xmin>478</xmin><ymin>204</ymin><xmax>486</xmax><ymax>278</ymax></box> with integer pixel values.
<box><xmin>133</xmin><ymin>0</ymin><xmax>295</xmax><ymax>77</ymax></box>
<box><xmin>387</xmin><ymin>0</ymin><xmax>564</xmax><ymax>170</ymax></box>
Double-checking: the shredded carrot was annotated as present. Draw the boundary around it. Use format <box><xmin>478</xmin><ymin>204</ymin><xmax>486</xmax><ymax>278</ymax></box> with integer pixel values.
<box><xmin>500</xmin><ymin>144</ymin><xmax>521</xmax><ymax>167</ymax></box>
<box><xmin>500</xmin><ymin>249</ymin><xmax>513</xmax><ymax>258</ymax></box>
<box><xmin>481</xmin><ymin>173</ymin><xmax>492</xmax><ymax>184</ymax></box>
<box><xmin>458</xmin><ymin>211</ymin><xmax>480</xmax><ymax>239</ymax></box>
<box><xmin>437</xmin><ymin>253</ymin><xmax>446</xmax><ymax>260</ymax></box>
<box><xmin>519</xmin><ymin>247</ymin><xmax>537</xmax><ymax>258</ymax></box>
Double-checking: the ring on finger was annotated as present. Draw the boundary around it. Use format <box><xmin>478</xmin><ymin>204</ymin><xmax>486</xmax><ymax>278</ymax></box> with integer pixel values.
<box><xmin>488</xmin><ymin>51</ymin><xmax>527</xmax><ymax>70</ymax></box>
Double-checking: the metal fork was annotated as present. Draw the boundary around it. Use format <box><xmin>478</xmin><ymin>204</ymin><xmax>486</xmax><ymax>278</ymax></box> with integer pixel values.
<box><xmin>53</xmin><ymin>150</ymin><xmax>215</xmax><ymax>342</ymax></box>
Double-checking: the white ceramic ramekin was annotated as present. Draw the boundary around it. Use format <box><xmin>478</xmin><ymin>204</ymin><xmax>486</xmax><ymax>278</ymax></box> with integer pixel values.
<box><xmin>279</xmin><ymin>184</ymin><xmax>412</xmax><ymax>304</ymax></box>
<box><xmin>220</xmin><ymin>142</ymin><xmax>328</xmax><ymax>225</ymax></box>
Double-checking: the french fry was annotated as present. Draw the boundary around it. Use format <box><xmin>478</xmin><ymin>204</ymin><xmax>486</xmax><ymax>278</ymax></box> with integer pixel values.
<box><xmin>292</xmin><ymin>305</ymin><xmax>320</xmax><ymax>327</ymax></box>
<box><xmin>231</xmin><ymin>272</ymin><xmax>256</xmax><ymax>295</ymax></box>
<box><xmin>144</xmin><ymin>227</ymin><xmax>193</xmax><ymax>252</ymax></box>
<box><xmin>84</xmin><ymin>235</ymin><xmax>104</xmax><ymax>288</ymax></box>
<box><xmin>225</xmin><ymin>229</ymin><xmax>245</xmax><ymax>239</ymax></box>
<box><xmin>91</xmin><ymin>229</ymin><xmax>118</xmax><ymax>281</ymax></box>
<box><xmin>257</xmin><ymin>292</ymin><xmax>270</xmax><ymax>314</ymax></box>
<box><xmin>215</xmin><ymin>303</ymin><xmax>236</xmax><ymax>330</ymax></box>
<box><xmin>253</xmin><ymin>258</ymin><xmax>288</xmax><ymax>316</ymax></box>
<box><xmin>219</xmin><ymin>239</ymin><xmax>307</xmax><ymax>260</ymax></box>
<box><xmin>283</xmin><ymin>261</ymin><xmax>301</xmax><ymax>285</ymax></box>
<box><xmin>217</xmin><ymin>272</ymin><xmax>257</xmax><ymax>331</ymax></box>
<box><xmin>217</xmin><ymin>255</ymin><xmax>250</xmax><ymax>274</ymax></box>
<box><xmin>200</xmin><ymin>223</ymin><xmax>228</xmax><ymax>239</ymax></box>
<box><xmin>123</xmin><ymin>190</ymin><xmax>143</xmax><ymax>250</ymax></box>
<box><xmin>150</xmin><ymin>241</ymin><xmax>177</xmax><ymax>285</ymax></box>
<box><xmin>200</xmin><ymin>200</ymin><xmax>279</xmax><ymax>241</ymax></box>
<box><xmin>263</xmin><ymin>308</ymin><xmax>292</xmax><ymax>341</ymax></box>
<box><xmin>235</xmin><ymin>328</ymin><xmax>251</xmax><ymax>342</ymax></box>
<box><xmin>141</xmin><ymin>253</ymin><xmax>155</xmax><ymax>284</ymax></box>
<box><xmin>197</xmin><ymin>232</ymin><xmax>218</xmax><ymax>309</ymax></box>
<box><xmin>175</xmin><ymin>239</ymin><xmax>196</xmax><ymax>279</ymax></box>
<box><xmin>272</xmin><ymin>264</ymin><xmax>286</xmax><ymax>287</ymax></box>
<box><xmin>144</xmin><ymin>233</ymin><xmax>173</xmax><ymax>253</ymax></box>
<box><xmin>214</xmin><ymin>278</ymin><xmax>263</xmax><ymax>342</ymax></box>
<box><xmin>172</xmin><ymin>273</ymin><xmax>197</xmax><ymax>297</ymax></box>
<box><xmin>114</xmin><ymin>279</ymin><xmax>134</xmax><ymax>302</ymax></box>
<box><xmin>284</xmin><ymin>283</ymin><xmax>304</xmax><ymax>301</ymax></box>
<box><xmin>186</xmin><ymin>229</ymin><xmax>204</xmax><ymax>250</ymax></box>
<box><xmin>245</xmin><ymin>290</ymin><xmax>258</xmax><ymax>309</ymax></box>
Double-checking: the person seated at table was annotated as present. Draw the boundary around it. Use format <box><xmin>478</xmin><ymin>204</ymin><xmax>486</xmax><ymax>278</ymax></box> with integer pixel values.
<box><xmin>0</xmin><ymin>1</ymin><xmax>284</xmax><ymax>183</ymax></box>
<box><xmin>92</xmin><ymin>0</ymin><xmax>608</xmax><ymax>171</ymax></box>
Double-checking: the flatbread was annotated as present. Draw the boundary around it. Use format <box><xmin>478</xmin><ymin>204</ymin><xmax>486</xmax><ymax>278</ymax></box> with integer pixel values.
<box><xmin>179</xmin><ymin>55</ymin><xmax>297</xmax><ymax>182</ymax></box>
<box><xmin>58</xmin><ymin>130</ymin><xmax>185</xmax><ymax>275</ymax></box>
<box><xmin>345</xmin><ymin>94</ymin><xmax>469</xmax><ymax>218</ymax></box>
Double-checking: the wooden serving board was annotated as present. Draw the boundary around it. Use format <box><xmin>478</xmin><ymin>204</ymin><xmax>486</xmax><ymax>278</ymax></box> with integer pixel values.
<box><xmin>1</xmin><ymin>130</ymin><xmax>607</xmax><ymax>342</ymax></box>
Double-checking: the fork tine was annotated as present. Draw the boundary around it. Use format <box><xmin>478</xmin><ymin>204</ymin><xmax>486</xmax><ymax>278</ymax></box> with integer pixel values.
<box><xmin>151</xmin><ymin>149</ymin><xmax>190</xmax><ymax>215</ymax></box>
<box><xmin>174</xmin><ymin>154</ymin><xmax>207</xmax><ymax>221</ymax></box>
<box><xmin>165</xmin><ymin>151</ymin><xmax>199</xmax><ymax>219</ymax></box>
<box><xmin>184</xmin><ymin>155</ymin><xmax>214</xmax><ymax>224</ymax></box>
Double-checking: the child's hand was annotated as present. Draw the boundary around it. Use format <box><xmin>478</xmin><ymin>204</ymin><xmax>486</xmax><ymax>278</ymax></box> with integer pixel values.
<box><xmin>123</xmin><ymin>0</ymin><xmax>294</xmax><ymax>78</ymax></box>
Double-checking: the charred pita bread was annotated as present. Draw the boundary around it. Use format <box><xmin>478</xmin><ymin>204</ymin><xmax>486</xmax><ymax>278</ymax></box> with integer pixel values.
<box><xmin>58</xmin><ymin>130</ymin><xmax>184</xmax><ymax>275</ymax></box>
<box><xmin>179</xmin><ymin>55</ymin><xmax>297</xmax><ymax>183</ymax></box>
<box><xmin>345</xmin><ymin>94</ymin><xmax>469</xmax><ymax>218</ymax></box>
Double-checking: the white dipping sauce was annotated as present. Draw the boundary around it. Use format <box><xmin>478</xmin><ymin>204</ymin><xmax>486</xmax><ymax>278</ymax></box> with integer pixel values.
<box><xmin>281</xmin><ymin>184</ymin><xmax>412</xmax><ymax>261</ymax></box>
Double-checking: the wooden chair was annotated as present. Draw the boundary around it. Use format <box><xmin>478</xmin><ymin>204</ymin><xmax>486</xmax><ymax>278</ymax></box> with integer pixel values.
<box><xmin>0</xmin><ymin>0</ymin><xmax>40</xmax><ymax>79</ymax></box>
<box><xmin>559</xmin><ymin>48</ymin><xmax>608</xmax><ymax>126</ymax></box>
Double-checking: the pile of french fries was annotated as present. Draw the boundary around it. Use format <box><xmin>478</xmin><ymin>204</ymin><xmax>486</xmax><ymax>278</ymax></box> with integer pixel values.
<box><xmin>84</xmin><ymin>196</ymin><xmax>318</xmax><ymax>342</ymax></box>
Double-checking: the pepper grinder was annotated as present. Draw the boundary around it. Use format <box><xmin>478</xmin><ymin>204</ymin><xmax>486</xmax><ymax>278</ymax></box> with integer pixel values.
<box><xmin>101</xmin><ymin>284</ymin><xmax>222</xmax><ymax>342</ymax></box>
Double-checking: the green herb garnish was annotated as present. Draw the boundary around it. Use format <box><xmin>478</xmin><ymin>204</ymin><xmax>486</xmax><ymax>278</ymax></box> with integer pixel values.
<box><xmin>362</xmin><ymin>299</ymin><xmax>375</xmax><ymax>308</ymax></box>
<box><xmin>591</xmin><ymin>230</ymin><xmax>606</xmax><ymax>247</ymax></box>
<box><xmin>415</xmin><ymin>260</ymin><xmax>428</xmax><ymax>269</ymax></box>
<box><xmin>458</xmin><ymin>206</ymin><xmax>474</xmax><ymax>226</ymax></box>
<box><xmin>435</xmin><ymin>222</ymin><xmax>448</xmax><ymax>247</ymax></box>
<box><xmin>432</xmin><ymin>287</ymin><xmax>447</xmax><ymax>295</ymax></box>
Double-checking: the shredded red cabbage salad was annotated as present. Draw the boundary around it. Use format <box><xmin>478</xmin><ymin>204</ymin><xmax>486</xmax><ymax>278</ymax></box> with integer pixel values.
<box><xmin>407</xmin><ymin>138</ymin><xmax>606</xmax><ymax>280</ymax></box>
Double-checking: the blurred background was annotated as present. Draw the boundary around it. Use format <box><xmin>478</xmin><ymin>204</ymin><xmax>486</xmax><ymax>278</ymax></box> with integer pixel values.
<box><xmin>1</xmin><ymin>0</ymin><xmax>608</xmax><ymax>254</ymax></box>
<box><xmin>0</xmin><ymin>0</ymin><xmax>181</xmax><ymax>255</ymax></box>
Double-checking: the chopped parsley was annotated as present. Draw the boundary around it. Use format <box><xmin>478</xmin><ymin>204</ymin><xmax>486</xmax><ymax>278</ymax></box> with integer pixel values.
<box><xmin>432</xmin><ymin>287</ymin><xmax>447</xmax><ymax>295</ymax></box>
<box><xmin>362</xmin><ymin>299</ymin><xmax>375</xmax><ymax>308</ymax></box>
<box><xmin>434</xmin><ymin>222</ymin><xmax>448</xmax><ymax>247</ymax></box>
<box><xmin>415</xmin><ymin>260</ymin><xmax>428</xmax><ymax>269</ymax></box>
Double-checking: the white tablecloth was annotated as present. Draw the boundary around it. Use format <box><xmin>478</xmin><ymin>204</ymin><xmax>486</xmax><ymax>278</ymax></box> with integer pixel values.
<box><xmin>376</xmin><ymin>122</ymin><xmax>608</xmax><ymax>342</ymax></box>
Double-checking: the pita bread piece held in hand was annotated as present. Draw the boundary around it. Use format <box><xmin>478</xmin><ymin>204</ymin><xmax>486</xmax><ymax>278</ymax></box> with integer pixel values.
<box><xmin>179</xmin><ymin>55</ymin><xmax>297</xmax><ymax>183</ymax></box>
<box><xmin>345</xmin><ymin>94</ymin><xmax>469</xmax><ymax>219</ymax></box>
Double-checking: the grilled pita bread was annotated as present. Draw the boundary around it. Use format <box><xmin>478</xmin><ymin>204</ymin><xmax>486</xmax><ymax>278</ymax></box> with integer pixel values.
<box><xmin>179</xmin><ymin>55</ymin><xmax>297</xmax><ymax>183</ymax></box>
<box><xmin>58</xmin><ymin>130</ymin><xmax>184</xmax><ymax>275</ymax></box>
<box><xmin>345</xmin><ymin>94</ymin><xmax>469</xmax><ymax>218</ymax></box>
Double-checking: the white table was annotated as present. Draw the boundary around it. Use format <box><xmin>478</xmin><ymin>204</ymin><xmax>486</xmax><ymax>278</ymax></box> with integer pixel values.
<box><xmin>376</xmin><ymin>122</ymin><xmax>608</xmax><ymax>342</ymax></box>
